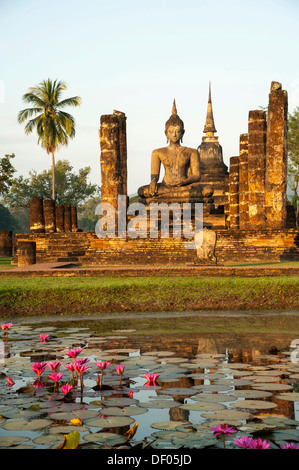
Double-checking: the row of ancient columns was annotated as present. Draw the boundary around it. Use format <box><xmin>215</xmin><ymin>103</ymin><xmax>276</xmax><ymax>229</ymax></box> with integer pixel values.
<box><xmin>30</xmin><ymin>196</ymin><xmax>78</xmax><ymax>233</ymax></box>
<box><xmin>226</xmin><ymin>81</ymin><xmax>288</xmax><ymax>230</ymax></box>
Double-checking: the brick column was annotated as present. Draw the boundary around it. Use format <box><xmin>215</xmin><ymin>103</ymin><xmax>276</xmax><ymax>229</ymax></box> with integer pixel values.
<box><xmin>44</xmin><ymin>199</ymin><xmax>56</xmax><ymax>233</ymax></box>
<box><xmin>100</xmin><ymin>111</ymin><xmax>128</xmax><ymax>236</ymax></box>
<box><xmin>55</xmin><ymin>205</ymin><xmax>65</xmax><ymax>232</ymax></box>
<box><xmin>30</xmin><ymin>196</ymin><xmax>45</xmax><ymax>233</ymax></box>
<box><xmin>247</xmin><ymin>110</ymin><xmax>267</xmax><ymax>228</ymax></box>
<box><xmin>18</xmin><ymin>241</ymin><xmax>36</xmax><ymax>267</ymax></box>
<box><xmin>239</xmin><ymin>133</ymin><xmax>249</xmax><ymax>230</ymax></box>
<box><xmin>223</xmin><ymin>174</ymin><xmax>230</xmax><ymax>228</ymax></box>
<box><xmin>71</xmin><ymin>206</ymin><xmax>78</xmax><ymax>232</ymax></box>
<box><xmin>265</xmin><ymin>81</ymin><xmax>288</xmax><ymax>228</ymax></box>
<box><xmin>228</xmin><ymin>156</ymin><xmax>240</xmax><ymax>229</ymax></box>
<box><xmin>64</xmin><ymin>205</ymin><xmax>72</xmax><ymax>232</ymax></box>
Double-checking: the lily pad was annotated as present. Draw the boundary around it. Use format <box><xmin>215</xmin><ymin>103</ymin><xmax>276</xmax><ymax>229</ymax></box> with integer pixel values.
<box><xmin>275</xmin><ymin>392</ymin><xmax>299</xmax><ymax>401</ymax></box>
<box><xmin>0</xmin><ymin>436</ymin><xmax>31</xmax><ymax>447</ymax></box>
<box><xmin>201</xmin><ymin>409</ymin><xmax>252</xmax><ymax>421</ymax></box>
<box><xmin>230</xmin><ymin>399</ymin><xmax>277</xmax><ymax>410</ymax></box>
<box><xmin>99</xmin><ymin>406</ymin><xmax>147</xmax><ymax>416</ymax></box>
<box><xmin>2</xmin><ymin>418</ymin><xmax>52</xmax><ymax>431</ymax></box>
<box><xmin>138</xmin><ymin>400</ymin><xmax>181</xmax><ymax>409</ymax></box>
<box><xmin>158</xmin><ymin>388</ymin><xmax>195</xmax><ymax>396</ymax></box>
<box><xmin>84</xmin><ymin>415</ymin><xmax>135</xmax><ymax>428</ymax></box>
<box><xmin>252</xmin><ymin>383</ymin><xmax>292</xmax><ymax>391</ymax></box>
<box><xmin>192</xmin><ymin>394</ymin><xmax>238</xmax><ymax>403</ymax></box>
<box><xmin>82</xmin><ymin>432</ymin><xmax>127</xmax><ymax>445</ymax></box>
<box><xmin>179</xmin><ymin>402</ymin><xmax>226</xmax><ymax>412</ymax></box>
<box><xmin>150</xmin><ymin>421</ymin><xmax>188</xmax><ymax>430</ymax></box>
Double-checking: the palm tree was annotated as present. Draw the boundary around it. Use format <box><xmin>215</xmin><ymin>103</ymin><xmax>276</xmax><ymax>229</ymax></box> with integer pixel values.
<box><xmin>18</xmin><ymin>79</ymin><xmax>81</xmax><ymax>200</ymax></box>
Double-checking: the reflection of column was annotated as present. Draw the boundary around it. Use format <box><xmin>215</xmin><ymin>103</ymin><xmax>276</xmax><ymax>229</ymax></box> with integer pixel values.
<box><xmin>169</xmin><ymin>406</ymin><xmax>189</xmax><ymax>422</ymax></box>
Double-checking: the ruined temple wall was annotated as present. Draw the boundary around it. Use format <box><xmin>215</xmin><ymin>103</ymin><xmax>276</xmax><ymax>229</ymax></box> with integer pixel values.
<box><xmin>12</xmin><ymin>229</ymin><xmax>299</xmax><ymax>266</ymax></box>
<box><xmin>227</xmin><ymin>82</ymin><xmax>288</xmax><ymax>230</ymax></box>
<box><xmin>228</xmin><ymin>156</ymin><xmax>240</xmax><ymax>229</ymax></box>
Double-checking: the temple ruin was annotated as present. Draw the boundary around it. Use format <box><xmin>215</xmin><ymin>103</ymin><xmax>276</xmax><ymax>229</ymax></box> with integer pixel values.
<box><xmin>11</xmin><ymin>80</ymin><xmax>299</xmax><ymax>266</ymax></box>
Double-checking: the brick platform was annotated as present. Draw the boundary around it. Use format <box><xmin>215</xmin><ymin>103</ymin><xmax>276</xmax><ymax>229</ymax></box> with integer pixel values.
<box><xmin>11</xmin><ymin>228</ymin><xmax>299</xmax><ymax>267</ymax></box>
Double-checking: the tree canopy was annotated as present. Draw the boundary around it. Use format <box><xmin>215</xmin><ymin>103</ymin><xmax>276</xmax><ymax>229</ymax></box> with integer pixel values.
<box><xmin>0</xmin><ymin>153</ymin><xmax>16</xmax><ymax>195</ymax></box>
<box><xmin>2</xmin><ymin>159</ymin><xmax>100</xmax><ymax>209</ymax></box>
<box><xmin>18</xmin><ymin>79</ymin><xmax>81</xmax><ymax>200</ymax></box>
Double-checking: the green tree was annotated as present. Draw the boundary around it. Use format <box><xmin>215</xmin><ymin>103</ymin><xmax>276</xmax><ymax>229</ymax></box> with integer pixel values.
<box><xmin>78</xmin><ymin>195</ymin><xmax>102</xmax><ymax>232</ymax></box>
<box><xmin>17</xmin><ymin>79</ymin><xmax>81</xmax><ymax>201</ymax></box>
<box><xmin>0</xmin><ymin>204</ymin><xmax>20</xmax><ymax>232</ymax></box>
<box><xmin>2</xmin><ymin>160</ymin><xmax>100</xmax><ymax>210</ymax></box>
<box><xmin>0</xmin><ymin>153</ymin><xmax>16</xmax><ymax>195</ymax></box>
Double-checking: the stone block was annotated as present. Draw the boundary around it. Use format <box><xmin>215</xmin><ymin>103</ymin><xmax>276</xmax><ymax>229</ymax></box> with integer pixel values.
<box><xmin>30</xmin><ymin>196</ymin><xmax>45</xmax><ymax>233</ymax></box>
<box><xmin>44</xmin><ymin>199</ymin><xmax>56</xmax><ymax>233</ymax></box>
<box><xmin>18</xmin><ymin>241</ymin><xmax>36</xmax><ymax>267</ymax></box>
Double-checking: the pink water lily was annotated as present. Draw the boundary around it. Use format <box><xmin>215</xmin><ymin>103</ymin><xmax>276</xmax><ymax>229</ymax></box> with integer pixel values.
<box><xmin>74</xmin><ymin>357</ymin><xmax>90</xmax><ymax>366</ymax></box>
<box><xmin>211</xmin><ymin>424</ymin><xmax>238</xmax><ymax>449</ymax></box>
<box><xmin>73</xmin><ymin>361</ymin><xmax>89</xmax><ymax>387</ymax></box>
<box><xmin>65</xmin><ymin>348</ymin><xmax>82</xmax><ymax>359</ymax></box>
<box><xmin>48</xmin><ymin>372</ymin><xmax>64</xmax><ymax>383</ymax></box>
<box><xmin>95</xmin><ymin>361</ymin><xmax>111</xmax><ymax>388</ymax></box>
<box><xmin>280</xmin><ymin>442</ymin><xmax>299</xmax><ymax>449</ymax></box>
<box><xmin>47</xmin><ymin>361</ymin><xmax>62</xmax><ymax>372</ymax></box>
<box><xmin>31</xmin><ymin>362</ymin><xmax>47</xmax><ymax>379</ymax></box>
<box><xmin>40</xmin><ymin>334</ymin><xmax>50</xmax><ymax>342</ymax></box>
<box><xmin>144</xmin><ymin>373</ymin><xmax>160</xmax><ymax>386</ymax></box>
<box><xmin>249</xmin><ymin>438</ymin><xmax>270</xmax><ymax>449</ymax></box>
<box><xmin>115</xmin><ymin>364</ymin><xmax>125</xmax><ymax>385</ymax></box>
<box><xmin>6</xmin><ymin>377</ymin><xmax>15</xmax><ymax>387</ymax></box>
<box><xmin>1</xmin><ymin>323</ymin><xmax>13</xmax><ymax>337</ymax></box>
<box><xmin>61</xmin><ymin>384</ymin><xmax>73</xmax><ymax>396</ymax></box>
<box><xmin>233</xmin><ymin>435</ymin><xmax>253</xmax><ymax>449</ymax></box>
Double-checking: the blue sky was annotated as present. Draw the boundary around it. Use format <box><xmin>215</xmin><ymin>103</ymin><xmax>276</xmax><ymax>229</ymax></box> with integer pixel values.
<box><xmin>1</xmin><ymin>0</ymin><xmax>299</xmax><ymax>195</ymax></box>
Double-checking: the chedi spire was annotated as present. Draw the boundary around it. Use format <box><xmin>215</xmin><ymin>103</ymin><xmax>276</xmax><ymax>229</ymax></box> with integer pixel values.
<box><xmin>203</xmin><ymin>82</ymin><xmax>217</xmax><ymax>136</ymax></box>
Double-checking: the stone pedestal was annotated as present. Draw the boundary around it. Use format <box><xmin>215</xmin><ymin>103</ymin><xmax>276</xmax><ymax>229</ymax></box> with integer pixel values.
<box><xmin>44</xmin><ymin>199</ymin><xmax>56</xmax><ymax>233</ymax></box>
<box><xmin>55</xmin><ymin>205</ymin><xmax>65</xmax><ymax>232</ymax></box>
<box><xmin>194</xmin><ymin>227</ymin><xmax>217</xmax><ymax>264</ymax></box>
<box><xmin>247</xmin><ymin>110</ymin><xmax>267</xmax><ymax>227</ymax></box>
<box><xmin>64</xmin><ymin>205</ymin><xmax>72</xmax><ymax>232</ymax></box>
<box><xmin>0</xmin><ymin>230</ymin><xmax>12</xmax><ymax>257</ymax></box>
<box><xmin>30</xmin><ymin>197</ymin><xmax>45</xmax><ymax>233</ymax></box>
<box><xmin>265</xmin><ymin>81</ymin><xmax>288</xmax><ymax>229</ymax></box>
<box><xmin>18</xmin><ymin>241</ymin><xmax>36</xmax><ymax>267</ymax></box>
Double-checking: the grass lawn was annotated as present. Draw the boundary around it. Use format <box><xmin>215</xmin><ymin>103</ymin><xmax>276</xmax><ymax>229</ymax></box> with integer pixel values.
<box><xmin>0</xmin><ymin>275</ymin><xmax>298</xmax><ymax>317</ymax></box>
<box><xmin>0</xmin><ymin>257</ymin><xmax>14</xmax><ymax>270</ymax></box>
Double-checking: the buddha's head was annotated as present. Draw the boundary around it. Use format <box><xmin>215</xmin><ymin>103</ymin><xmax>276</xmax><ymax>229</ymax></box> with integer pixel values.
<box><xmin>165</xmin><ymin>100</ymin><xmax>185</xmax><ymax>143</ymax></box>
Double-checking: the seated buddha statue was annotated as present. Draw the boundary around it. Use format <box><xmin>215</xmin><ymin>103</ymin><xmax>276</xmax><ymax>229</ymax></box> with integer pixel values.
<box><xmin>138</xmin><ymin>101</ymin><xmax>213</xmax><ymax>204</ymax></box>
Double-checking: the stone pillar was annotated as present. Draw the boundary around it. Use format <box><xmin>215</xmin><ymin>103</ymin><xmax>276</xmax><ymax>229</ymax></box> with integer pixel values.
<box><xmin>71</xmin><ymin>206</ymin><xmax>78</xmax><ymax>232</ymax></box>
<box><xmin>18</xmin><ymin>241</ymin><xmax>36</xmax><ymax>267</ymax></box>
<box><xmin>100</xmin><ymin>111</ymin><xmax>128</xmax><ymax>237</ymax></box>
<box><xmin>247</xmin><ymin>110</ymin><xmax>267</xmax><ymax>228</ymax></box>
<box><xmin>265</xmin><ymin>81</ymin><xmax>288</xmax><ymax>229</ymax></box>
<box><xmin>228</xmin><ymin>156</ymin><xmax>240</xmax><ymax>229</ymax></box>
<box><xmin>239</xmin><ymin>133</ymin><xmax>249</xmax><ymax>230</ymax></box>
<box><xmin>223</xmin><ymin>174</ymin><xmax>230</xmax><ymax>228</ymax></box>
<box><xmin>30</xmin><ymin>196</ymin><xmax>45</xmax><ymax>233</ymax></box>
<box><xmin>43</xmin><ymin>199</ymin><xmax>56</xmax><ymax>233</ymax></box>
<box><xmin>64</xmin><ymin>205</ymin><xmax>72</xmax><ymax>232</ymax></box>
<box><xmin>0</xmin><ymin>230</ymin><xmax>12</xmax><ymax>257</ymax></box>
<box><xmin>55</xmin><ymin>205</ymin><xmax>65</xmax><ymax>232</ymax></box>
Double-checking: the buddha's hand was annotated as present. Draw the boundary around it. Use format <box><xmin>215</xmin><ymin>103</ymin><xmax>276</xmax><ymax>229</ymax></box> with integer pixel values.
<box><xmin>149</xmin><ymin>179</ymin><xmax>157</xmax><ymax>196</ymax></box>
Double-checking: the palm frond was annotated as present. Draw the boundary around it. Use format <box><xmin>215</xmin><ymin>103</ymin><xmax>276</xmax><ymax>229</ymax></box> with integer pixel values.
<box><xmin>17</xmin><ymin>107</ymin><xmax>43</xmax><ymax>123</ymax></box>
<box><xmin>57</xmin><ymin>96</ymin><xmax>82</xmax><ymax>108</ymax></box>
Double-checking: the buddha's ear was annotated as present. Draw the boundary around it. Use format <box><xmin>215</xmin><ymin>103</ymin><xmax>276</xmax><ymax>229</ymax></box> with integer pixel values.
<box><xmin>165</xmin><ymin>129</ymin><xmax>169</xmax><ymax>143</ymax></box>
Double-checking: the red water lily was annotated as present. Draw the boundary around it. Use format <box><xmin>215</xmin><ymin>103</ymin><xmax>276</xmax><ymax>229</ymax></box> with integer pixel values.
<box><xmin>115</xmin><ymin>364</ymin><xmax>125</xmax><ymax>385</ymax></box>
<box><xmin>65</xmin><ymin>348</ymin><xmax>82</xmax><ymax>359</ymax></box>
<box><xmin>95</xmin><ymin>361</ymin><xmax>111</xmax><ymax>388</ymax></box>
<box><xmin>61</xmin><ymin>384</ymin><xmax>73</xmax><ymax>396</ymax></box>
<box><xmin>211</xmin><ymin>424</ymin><xmax>238</xmax><ymax>448</ymax></box>
<box><xmin>144</xmin><ymin>373</ymin><xmax>160</xmax><ymax>386</ymax></box>
<box><xmin>47</xmin><ymin>361</ymin><xmax>62</xmax><ymax>372</ymax></box>
<box><xmin>40</xmin><ymin>334</ymin><xmax>50</xmax><ymax>342</ymax></box>
<box><xmin>6</xmin><ymin>377</ymin><xmax>15</xmax><ymax>387</ymax></box>
<box><xmin>31</xmin><ymin>362</ymin><xmax>47</xmax><ymax>379</ymax></box>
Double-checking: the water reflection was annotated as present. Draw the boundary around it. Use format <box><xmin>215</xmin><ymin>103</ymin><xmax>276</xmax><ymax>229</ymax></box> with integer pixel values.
<box><xmin>1</xmin><ymin>315</ymin><xmax>299</xmax><ymax>449</ymax></box>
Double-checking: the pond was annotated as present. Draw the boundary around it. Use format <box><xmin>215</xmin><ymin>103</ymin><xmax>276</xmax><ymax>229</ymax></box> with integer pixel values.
<box><xmin>1</xmin><ymin>312</ymin><xmax>299</xmax><ymax>450</ymax></box>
